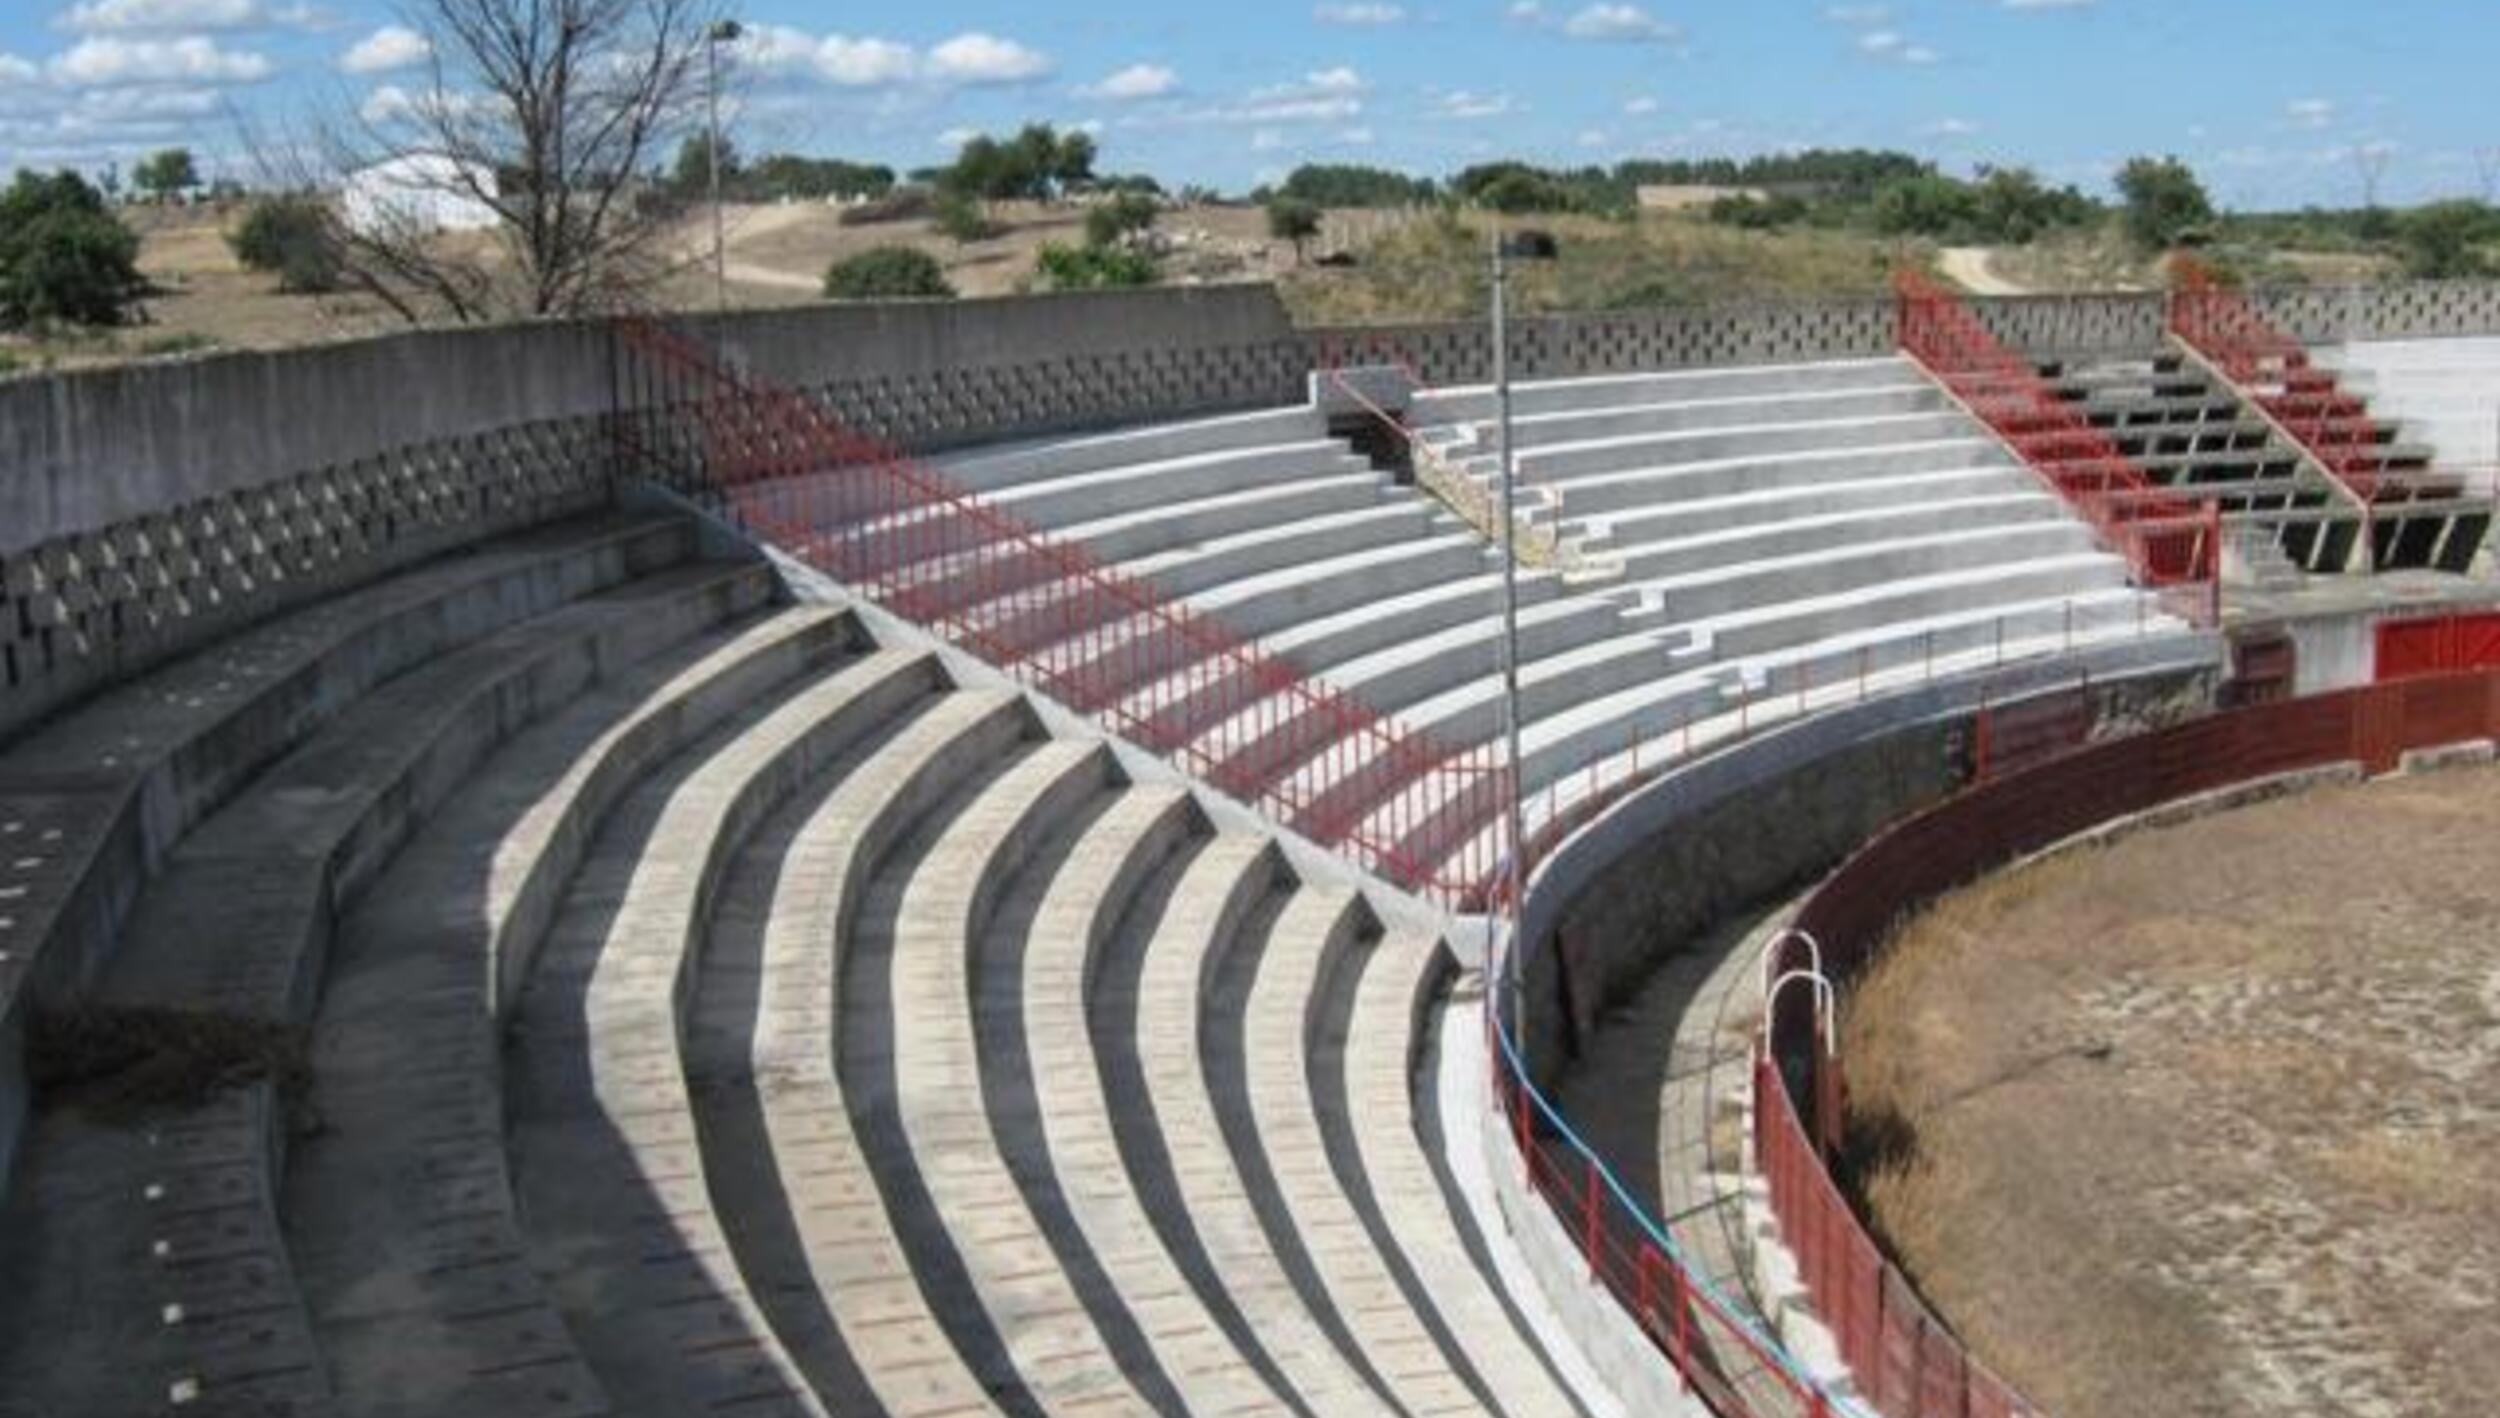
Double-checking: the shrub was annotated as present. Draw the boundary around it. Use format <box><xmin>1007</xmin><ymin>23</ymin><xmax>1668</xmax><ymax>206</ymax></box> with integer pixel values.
<box><xmin>1035</xmin><ymin>241</ymin><xmax>1158</xmax><ymax>290</ymax></box>
<box><xmin>2398</xmin><ymin>200</ymin><xmax>2497</xmax><ymax>279</ymax></box>
<box><xmin>1083</xmin><ymin>192</ymin><xmax>1159</xmax><ymax>249</ymax></box>
<box><xmin>822</xmin><ymin>246</ymin><xmax>955</xmax><ymax>300</ymax></box>
<box><xmin>838</xmin><ymin>186</ymin><xmax>935</xmax><ymax>227</ymax></box>
<box><xmin>933</xmin><ymin>190</ymin><xmax>1001</xmax><ymax>244</ymax></box>
<box><xmin>0</xmin><ymin>171</ymin><xmax>146</xmax><ymax>329</ymax></box>
<box><xmin>1267</xmin><ymin>197</ymin><xmax>1323</xmax><ymax>262</ymax></box>
<box><xmin>2115</xmin><ymin>156</ymin><xmax>2214</xmax><ymax>252</ymax></box>
<box><xmin>230</xmin><ymin>195</ymin><xmax>344</xmax><ymax>294</ymax></box>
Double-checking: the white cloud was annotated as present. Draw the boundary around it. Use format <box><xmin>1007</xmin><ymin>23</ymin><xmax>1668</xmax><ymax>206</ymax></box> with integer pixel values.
<box><xmin>1315</xmin><ymin>3</ymin><xmax>1407</xmax><ymax>22</ymax></box>
<box><xmin>1185</xmin><ymin>68</ymin><xmax>1368</xmax><ymax>126</ymax></box>
<box><xmin>935</xmin><ymin>125</ymin><xmax>980</xmax><ymax>149</ymax></box>
<box><xmin>1623</xmin><ymin>95</ymin><xmax>1658</xmax><ymax>115</ymax></box>
<box><xmin>1824</xmin><ymin>3</ymin><xmax>1890</xmax><ymax>21</ymax></box>
<box><xmin>1561</xmin><ymin>4</ymin><xmax>1680</xmax><ymax>42</ymax></box>
<box><xmin>2287</xmin><ymin>97</ymin><xmax>2335</xmax><ymax>130</ymax></box>
<box><xmin>1081</xmin><ymin>63</ymin><xmax>1178</xmax><ymax>100</ymax></box>
<box><xmin>1923</xmin><ymin>117</ymin><xmax>1979</xmax><ymax>137</ymax></box>
<box><xmin>56</xmin><ymin>0</ymin><xmax>313</xmax><ymax>33</ymax></box>
<box><xmin>0</xmin><ymin>53</ymin><xmax>39</xmax><ymax>85</ymax></box>
<box><xmin>926</xmin><ymin>32</ymin><xmax>1050</xmax><ymax>85</ymax></box>
<box><xmin>341</xmin><ymin>24</ymin><xmax>428</xmax><ymax>75</ymax></box>
<box><xmin>1436</xmin><ymin>90</ymin><xmax>1515</xmax><ymax>119</ymax></box>
<box><xmin>815</xmin><ymin>36</ymin><xmax>918</xmax><ymax>86</ymax></box>
<box><xmin>1577</xmin><ymin>128</ymin><xmax>1608</xmax><ymax>148</ymax></box>
<box><xmin>1858</xmin><ymin>29</ymin><xmax>1940</xmax><ymax>64</ymax></box>
<box><xmin>49</xmin><ymin>35</ymin><xmax>274</xmax><ymax>86</ymax></box>
<box><xmin>729</xmin><ymin>26</ymin><xmax>1047</xmax><ymax>89</ymax></box>
<box><xmin>1506</xmin><ymin>1</ymin><xmax>1544</xmax><ymax>18</ymax></box>
<box><xmin>1250</xmin><ymin>128</ymin><xmax>1284</xmax><ymax>151</ymax></box>
<box><xmin>357</xmin><ymin>83</ymin><xmax>489</xmax><ymax>126</ymax></box>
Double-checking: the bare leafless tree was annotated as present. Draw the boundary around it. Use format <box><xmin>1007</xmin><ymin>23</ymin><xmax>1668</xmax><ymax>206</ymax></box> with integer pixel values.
<box><xmin>319</xmin><ymin>0</ymin><xmax>724</xmax><ymax>322</ymax></box>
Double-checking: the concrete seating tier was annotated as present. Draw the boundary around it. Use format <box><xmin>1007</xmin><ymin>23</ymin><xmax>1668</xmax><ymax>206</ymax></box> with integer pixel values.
<box><xmin>0</xmin><ymin>510</ymin><xmax>1581</xmax><ymax>1416</ymax></box>
<box><xmin>828</xmin><ymin>357</ymin><xmax>2197</xmax><ymax>884</ymax></box>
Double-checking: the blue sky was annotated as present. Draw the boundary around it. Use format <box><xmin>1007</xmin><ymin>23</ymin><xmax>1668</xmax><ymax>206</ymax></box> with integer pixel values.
<box><xmin>2</xmin><ymin>0</ymin><xmax>2494</xmax><ymax>207</ymax></box>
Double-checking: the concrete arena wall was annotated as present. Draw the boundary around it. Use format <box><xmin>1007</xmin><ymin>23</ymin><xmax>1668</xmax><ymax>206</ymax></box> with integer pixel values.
<box><xmin>1507</xmin><ymin>653</ymin><xmax>2214</xmax><ymax>1097</ymax></box>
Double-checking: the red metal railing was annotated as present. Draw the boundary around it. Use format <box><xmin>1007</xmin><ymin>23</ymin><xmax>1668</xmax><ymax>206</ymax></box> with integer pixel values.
<box><xmin>2166</xmin><ymin>256</ymin><xmax>2401</xmax><ymax>504</ymax></box>
<box><xmin>611</xmin><ymin>317</ymin><xmax>1508</xmax><ymax>906</ymax></box>
<box><xmin>1759</xmin><ymin>666</ymin><xmax>2500</xmax><ymax>1418</ymax></box>
<box><xmin>1896</xmin><ymin>269</ymin><xmax>2220</xmax><ymax>627</ymax></box>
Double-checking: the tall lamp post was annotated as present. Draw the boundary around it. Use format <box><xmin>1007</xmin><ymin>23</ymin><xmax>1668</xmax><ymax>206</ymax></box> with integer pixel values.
<box><xmin>705</xmin><ymin>18</ymin><xmax>744</xmax><ymax>321</ymax></box>
<box><xmin>1490</xmin><ymin>224</ymin><xmax>1557</xmax><ymax>1001</ymax></box>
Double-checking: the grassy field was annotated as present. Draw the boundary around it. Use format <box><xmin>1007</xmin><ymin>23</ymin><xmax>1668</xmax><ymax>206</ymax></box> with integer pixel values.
<box><xmin>1843</xmin><ymin>764</ymin><xmax>2500</xmax><ymax>1417</ymax></box>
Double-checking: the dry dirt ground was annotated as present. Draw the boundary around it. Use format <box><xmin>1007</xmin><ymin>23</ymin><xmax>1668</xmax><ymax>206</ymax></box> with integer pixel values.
<box><xmin>1843</xmin><ymin>763</ymin><xmax>2500</xmax><ymax>1418</ymax></box>
<box><xmin>4</xmin><ymin>198</ymin><xmax>1396</xmax><ymax>372</ymax></box>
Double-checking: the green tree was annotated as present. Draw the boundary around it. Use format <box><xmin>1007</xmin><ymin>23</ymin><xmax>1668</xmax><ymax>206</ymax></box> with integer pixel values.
<box><xmin>1035</xmin><ymin>241</ymin><xmax>1157</xmax><ymax>290</ymax></box>
<box><xmin>0</xmin><ymin>170</ymin><xmax>146</xmax><ymax>327</ymax></box>
<box><xmin>823</xmin><ymin>246</ymin><xmax>955</xmax><ymax>299</ymax></box>
<box><xmin>671</xmin><ymin>132</ymin><xmax>740</xmax><ymax>198</ymax></box>
<box><xmin>2115</xmin><ymin>155</ymin><xmax>2214</xmax><ymax>252</ymax></box>
<box><xmin>132</xmin><ymin>148</ymin><xmax>198</xmax><ymax>203</ymax></box>
<box><xmin>933</xmin><ymin>190</ymin><xmax>1000</xmax><ymax>244</ymax></box>
<box><xmin>1266</xmin><ymin>197</ymin><xmax>1322</xmax><ymax>264</ymax></box>
<box><xmin>1084</xmin><ymin>192</ymin><xmax>1159</xmax><ymax>248</ymax></box>
<box><xmin>1871</xmin><ymin>174</ymin><xmax>1978</xmax><ymax>236</ymax></box>
<box><xmin>1277</xmin><ymin>163</ymin><xmax>1435</xmax><ymax>208</ymax></box>
<box><xmin>2397</xmin><ymin>200</ymin><xmax>2497</xmax><ymax>279</ymax></box>
<box><xmin>229</xmin><ymin>194</ymin><xmax>344</xmax><ymax>293</ymax></box>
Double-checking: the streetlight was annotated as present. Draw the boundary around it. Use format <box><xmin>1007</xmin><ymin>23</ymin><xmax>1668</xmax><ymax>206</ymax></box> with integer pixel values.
<box><xmin>705</xmin><ymin>18</ymin><xmax>744</xmax><ymax>321</ymax></box>
<box><xmin>1490</xmin><ymin>224</ymin><xmax>1557</xmax><ymax>1001</ymax></box>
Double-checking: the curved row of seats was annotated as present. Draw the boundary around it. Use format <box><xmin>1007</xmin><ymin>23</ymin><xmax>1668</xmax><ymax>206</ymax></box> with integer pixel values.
<box><xmin>0</xmin><ymin>509</ymin><xmax>1590</xmax><ymax>1417</ymax></box>
<box><xmin>906</xmin><ymin>358</ymin><xmax>2184</xmax><ymax>877</ymax></box>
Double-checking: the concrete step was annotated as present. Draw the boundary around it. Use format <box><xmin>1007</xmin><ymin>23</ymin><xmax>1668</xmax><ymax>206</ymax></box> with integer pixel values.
<box><xmin>0</xmin><ymin>512</ymin><xmax>692</xmax><ymax>1185</ymax></box>
<box><xmin>1054</xmin><ymin>472</ymin><xmax>1390</xmax><ymax>565</ymax></box>
<box><xmin>1493</xmin><ymin>383</ymin><xmax>1948</xmax><ymax>452</ymax></box>
<box><xmin>1518</xmin><ymin>412</ymin><xmax>1980</xmax><ymax>484</ymax></box>
<box><xmin>1418</xmin><ymin>358</ymin><xmax>1920</xmax><ymax>424</ymax></box>
<box><xmin>507</xmin><ymin>645</ymin><xmax>948</xmax><ymax>1416</ymax></box>
<box><xmin>1604</xmin><ymin>494</ymin><xmax>2073</xmax><ymax>584</ymax></box>
<box><xmin>1625</xmin><ymin>521</ymin><xmax>2101</xmax><ymax>628</ymax></box>
<box><xmin>1128</xmin><ymin>836</ymin><xmax>1400</xmax><ymax>1413</ymax></box>
<box><xmin>1245</xmin><ymin>886</ymin><xmax>1492</xmax><ymax>1415</ymax></box>
<box><xmin>939</xmin><ymin>407</ymin><xmax>1331</xmax><ymax>494</ymax></box>
<box><xmin>1342</xmin><ymin>930</ymin><xmax>1584</xmax><ymax>1418</ymax></box>
<box><xmin>1543</xmin><ymin>438</ymin><xmax>2009</xmax><ymax>519</ymax></box>
<box><xmin>1685</xmin><ymin>553</ymin><xmax>2136</xmax><ymax>663</ymax></box>
<box><xmin>101</xmin><ymin>558</ymin><xmax>778</xmax><ymax>1024</ymax></box>
<box><xmin>1575</xmin><ymin>465</ymin><xmax>2038</xmax><ymax>550</ymax></box>
<box><xmin>881</xmin><ymin>741</ymin><xmax>1189</xmax><ymax>1413</ymax></box>
<box><xmin>290</xmin><ymin>604</ymin><xmax>863</xmax><ymax>1418</ymax></box>
<box><xmin>0</xmin><ymin>537</ymin><xmax>748</xmax><ymax>1418</ymax></box>
<box><xmin>686</xmin><ymin>687</ymin><xmax>1033</xmax><ymax>1416</ymax></box>
<box><xmin>1018</xmin><ymin>787</ymin><xmax>1304</xmax><ymax>1413</ymax></box>
<box><xmin>985</xmin><ymin>441</ymin><xmax>1372</xmax><ymax>528</ymax></box>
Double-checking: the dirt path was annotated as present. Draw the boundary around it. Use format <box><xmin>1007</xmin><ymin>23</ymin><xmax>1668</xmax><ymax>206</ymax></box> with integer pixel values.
<box><xmin>1939</xmin><ymin>246</ymin><xmax>2028</xmax><ymax>296</ymax></box>
<box><xmin>1844</xmin><ymin>764</ymin><xmax>2500</xmax><ymax>1417</ymax></box>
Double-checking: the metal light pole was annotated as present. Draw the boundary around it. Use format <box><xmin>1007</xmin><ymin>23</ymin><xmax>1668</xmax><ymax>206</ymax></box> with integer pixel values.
<box><xmin>705</xmin><ymin>19</ymin><xmax>743</xmax><ymax>322</ymax></box>
<box><xmin>1491</xmin><ymin>230</ymin><xmax>1527</xmax><ymax>975</ymax></box>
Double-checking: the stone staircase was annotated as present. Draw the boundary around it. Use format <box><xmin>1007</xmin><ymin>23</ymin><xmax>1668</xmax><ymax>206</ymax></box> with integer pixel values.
<box><xmin>0</xmin><ymin>509</ymin><xmax>1592</xmax><ymax>1418</ymax></box>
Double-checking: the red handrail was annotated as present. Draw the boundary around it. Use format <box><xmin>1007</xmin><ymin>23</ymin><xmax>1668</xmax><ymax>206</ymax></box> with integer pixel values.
<box><xmin>1895</xmin><ymin>269</ymin><xmax>2220</xmax><ymax>627</ymax></box>
<box><xmin>611</xmin><ymin>316</ymin><xmax>1510</xmax><ymax>907</ymax></box>
<box><xmin>2166</xmin><ymin>256</ymin><xmax>2399</xmax><ymax>505</ymax></box>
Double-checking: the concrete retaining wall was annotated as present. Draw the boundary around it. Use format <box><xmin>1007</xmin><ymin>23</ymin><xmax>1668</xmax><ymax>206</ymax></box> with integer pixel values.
<box><xmin>1508</xmin><ymin>645</ymin><xmax>2216</xmax><ymax>1095</ymax></box>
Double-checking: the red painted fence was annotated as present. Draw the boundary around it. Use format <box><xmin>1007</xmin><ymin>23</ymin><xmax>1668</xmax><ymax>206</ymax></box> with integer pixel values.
<box><xmin>611</xmin><ymin>317</ymin><xmax>1509</xmax><ymax>906</ymax></box>
<box><xmin>1759</xmin><ymin>667</ymin><xmax>2500</xmax><ymax>1418</ymax></box>
<box><xmin>1896</xmin><ymin>269</ymin><xmax>2220</xmax><ymax>627</ymax></box>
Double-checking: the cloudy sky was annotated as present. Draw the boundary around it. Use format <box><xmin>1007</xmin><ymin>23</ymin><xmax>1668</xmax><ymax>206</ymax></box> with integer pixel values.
<box><xmin>0</xmin><ymin>0</ymin><xmax>2492</xmax><ymax>207</ymax></box>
